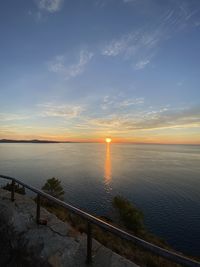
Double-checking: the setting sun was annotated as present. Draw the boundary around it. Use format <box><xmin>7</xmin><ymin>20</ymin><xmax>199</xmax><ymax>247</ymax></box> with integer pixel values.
<box><xmin>105</xmin><ymin>138</ymin><xmax>112</xmax><ymax>143</ymax></box>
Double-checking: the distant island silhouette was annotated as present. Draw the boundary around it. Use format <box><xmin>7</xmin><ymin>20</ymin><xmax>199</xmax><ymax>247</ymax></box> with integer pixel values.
<box><xmin>0</xmin><ymin>139</ymin><xmax>72</xmax><ymax>144</ymax></box>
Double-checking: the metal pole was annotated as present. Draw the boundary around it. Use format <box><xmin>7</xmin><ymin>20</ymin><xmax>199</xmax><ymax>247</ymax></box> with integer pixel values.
<box><xmin>11</xmin><ymin>179</ymin><xmax>15</xmax><ymax>201</ymax></box>
<box><xmin>1</xmin><ymin>174</ymin><xmax>200</xmax><ymax>267</ymax></box>
<box><xmin>86</xmin><ymin>222</ymin><xmax>92</xmax><ymax>264</ymax></box>
<box><xmin>36</xmin><ymin>194</ymin><xmax>41</xmax><ymax>224</ymax></box>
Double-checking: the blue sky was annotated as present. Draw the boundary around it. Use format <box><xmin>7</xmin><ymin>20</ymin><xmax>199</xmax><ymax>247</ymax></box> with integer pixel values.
<box><xmin>0</xmin><ymin>0</ymin><xmax>200</xmax><ymax>143</ymax></box>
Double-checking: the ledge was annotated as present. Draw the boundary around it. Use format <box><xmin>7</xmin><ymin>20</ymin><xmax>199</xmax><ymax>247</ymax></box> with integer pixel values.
<box><xmin>0</xmin><ymin>189</ymin><xmax>138</xmax><ymax>267</ymax></box>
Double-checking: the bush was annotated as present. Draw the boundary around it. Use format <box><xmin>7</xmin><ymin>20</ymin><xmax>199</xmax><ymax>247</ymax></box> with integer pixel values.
<box><xmin>42</xmin><ymin>177</ymin><xmax>64</xmax><ymax>200</ymax></box>
<box><xmin>2</xmin><ymin>182</ymin><xmax>25</xmax><ymax>195</ymax></box>
<box><xmin>113</xmin><ymin>195</ymin><xmax>145</xmax><ymax>234</ymax></box>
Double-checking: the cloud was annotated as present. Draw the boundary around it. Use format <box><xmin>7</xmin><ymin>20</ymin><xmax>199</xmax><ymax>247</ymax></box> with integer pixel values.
<box><xmin>0</xmin><ymin>113</ymin><xmax>30</xmax><ymax>121</ymax></box>
<box><xmin>102</xmin><ymin>28</ymin><xmax>163</xmax><ymax>60</ymax></box>
<box><xmin>37</xmin><ymin>0</ymin><xmax>63</xmax><ymax>13</ymax></box>
<box><xmin>119</xmin><ymin>98</ymin><xmax>144</xmax><ymax>107</ymax></box>
<box><xmin>101</xmin><ymin>29</ymin><xmax>160</xmax><ymax>69</ymax></box>
<box><xmin>48</xmin><ymin>55</ymin><xmax>66</xmax><ymax>73</ymax></box>
<box><xmin>40</xmin><ymin>103</ymin><xmax>84</xmax><ymax>118</ymax></box>
<box><xmin>87</xmin><ymin>106</ymin><xmax>200</xmax><ymax>132</ymax></box>
<box><xmin>48</xmin><ymin>50</ymin><xmax>93</xmax><ymax>79</ymax></box>
<box><xmin>101</xmin><ymin>2</ymin><xmax>200</xmax><ymax>69</ymax></box>
<box><xmin>65</xmin><ymin>50</ymin><xmax>93</xmax><ymax>79</ymax></box>
<box><xmin>100</xmin><ymin>95</ymin><xmax>144</xmax><ymax>111</ymax></box>
<box><xmin>135</xmin><ymin>59</ymin><xmax>150</xmax><ymax>70</ymax></box>
<box><xmin>102</xmin><ymin>35</ymin><xmax>131</xmax><ymax>56</ymax></box>
<box><xmin>101</xmin><ymin>31</ymin><xmax>146</xmax><ymax>58</ymax></box>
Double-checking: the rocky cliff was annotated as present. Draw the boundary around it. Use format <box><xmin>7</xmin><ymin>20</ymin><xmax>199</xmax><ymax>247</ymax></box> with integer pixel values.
<box><xmin>0</xmin><ymin>189</ymin><xmax>138</xmax><ymax>267</ymax></box>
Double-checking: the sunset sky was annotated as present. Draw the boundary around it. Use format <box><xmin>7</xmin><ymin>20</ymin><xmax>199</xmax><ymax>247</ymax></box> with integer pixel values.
<box><xmin>0</xmin><ymin>0</ymin><xmax>200</xmax><ymax>143</ymax></box>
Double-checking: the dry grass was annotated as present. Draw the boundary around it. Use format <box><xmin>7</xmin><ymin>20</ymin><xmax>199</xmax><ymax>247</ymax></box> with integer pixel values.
<box><xmin>42</xmin><ymin>201</ymin><xmax>186</xmax><ymax>267</ymax></box>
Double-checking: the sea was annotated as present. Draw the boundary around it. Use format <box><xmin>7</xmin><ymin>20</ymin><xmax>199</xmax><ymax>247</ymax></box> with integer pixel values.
<box><xmin>0</xmin><ymin>143</ymin><xmax>199</xmax><ymax>256</ymax></box>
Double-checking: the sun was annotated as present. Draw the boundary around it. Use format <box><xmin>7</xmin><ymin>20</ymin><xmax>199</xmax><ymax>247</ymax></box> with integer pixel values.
<box><xmin>105</xmin><ymin>138</ymin><xmax>112</xmax><ymax>143</ymax></box>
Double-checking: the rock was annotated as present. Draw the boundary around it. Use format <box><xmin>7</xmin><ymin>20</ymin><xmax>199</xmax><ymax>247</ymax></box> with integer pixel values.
<box><xmin>0</xmin><ymin>189</ymin><xmax>138</xmax><ymax>267</ymax></box>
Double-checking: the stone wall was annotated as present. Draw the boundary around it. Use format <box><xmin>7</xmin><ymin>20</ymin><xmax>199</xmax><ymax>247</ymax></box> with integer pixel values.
<box><xmin>0</xmin><ymin>189</ymin><xmax>138</xmax><ymax>267</ymax></box>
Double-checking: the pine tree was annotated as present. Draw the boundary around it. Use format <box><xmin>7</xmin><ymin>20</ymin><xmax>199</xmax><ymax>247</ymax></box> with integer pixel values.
<box><xmin>42</xmin><ymin>177</ymin><xmax>64</xmax><ymax>200</ymax></box>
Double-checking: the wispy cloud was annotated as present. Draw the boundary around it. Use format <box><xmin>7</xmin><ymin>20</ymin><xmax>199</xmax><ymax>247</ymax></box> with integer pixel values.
<box><xmin>135</xmin><ymin>59</ymin><xmax>150</xmax><ymax>70</ymax></box>
<box><xmin>101</xmin><ymin>2</ymin><xmax>200</xmax><ymax>70</ymax></box>
<box><xmin>119</xmin><ymin>98</ymin><xmax>144</xmax><ymax>107</ymax></box>
<box><xmin>40</xmin><ymin>103</ymin><xmax>84</xmax><ymax>118</ymax></box>
<box><xmin>102</xmin><ymin>34</ymin><xmax>131</xmax><ymax>56</ymax></box>
<box><xmin>65</xmin><ymin>50</ymin><xmax>93</xmax><ymax>79</ymax></box>
<box><xmin>101</xmin><ymin>95</ymin><xmax>144</xmax><ymax>111</ymax></box>
<box><xmin>48</xmin><ymin>50</ymin><xmax>93</xmax><ymax>79</ymax></box>
<box><xmin>48</xmin><ymin>55</ymin><xmax>66</xmax><ymax>73</ymax></box>
<box><xmin>101</xmin><ymin>28</ymin><xmax>159</xmax><ymax>58</ymax></box>
<box><xmin>0</xmin><ymin>113</ymin><xmax>30</xmax><ymax>121</ymax></box>
<box><xmin>37</xmin><ymin>0</ymin><xmax>63</xmax><ymax>13</ymax></box>
<box><xmin>87</xmin><ymin>106</ymin><xmax>200</xmax><ymax>132</ymax></box>
<box><xmin>101</xmin><ymin>29</ymin><xmax>160</xmax><ymax>69</ymax></box>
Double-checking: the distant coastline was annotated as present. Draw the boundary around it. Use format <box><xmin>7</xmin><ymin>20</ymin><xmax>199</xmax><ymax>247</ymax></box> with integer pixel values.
<box><xmin>0</xmin><ymin>139</ymin><xmax>71</xmax><ymax>144</ymax></box>
<box><xmin>0</xmin><ymin>139</ymin><xmax>199</xmax><ymax>145</ymax></box>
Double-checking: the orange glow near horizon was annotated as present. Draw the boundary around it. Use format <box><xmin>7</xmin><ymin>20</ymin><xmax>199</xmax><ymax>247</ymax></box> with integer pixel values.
<box><xmin>1</xmin><ymin>133</ymin><xmax>200</xmax><ymax>145</ymax></box>
<box><xmin>1</xmin><ymin>135</ymin><xmax>200</xmax><ymax>144</ymax></box>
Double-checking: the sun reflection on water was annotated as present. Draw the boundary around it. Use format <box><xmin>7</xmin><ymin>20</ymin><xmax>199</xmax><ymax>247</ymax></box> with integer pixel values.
<box><xmin>104</xmin><ymin>142</ymin><xmax>112</xmax><ymax>186</ymax></box>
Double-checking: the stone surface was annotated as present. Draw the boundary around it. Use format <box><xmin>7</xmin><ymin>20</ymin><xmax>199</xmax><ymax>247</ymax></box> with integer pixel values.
<box><xmin>0</xmin><ymin>189</ymin><xmax>138</xmax><ymax>267</ymax></box>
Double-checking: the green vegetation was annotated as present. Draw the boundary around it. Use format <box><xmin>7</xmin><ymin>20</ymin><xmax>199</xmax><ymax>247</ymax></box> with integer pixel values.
<box><xmin>40</xmin><ymin>187</ymin><xmax>183</xmax><ymax>267</ymax></box>
<box><xmin>1</xmin><ymin>182</ymin><xmax>25</xmax><ymax>195</ymax></box>
<box><xmin>113</xmin><ymin>195</ymin><xmax>145</xmax><ymax>234</ymax></box>
<box><xmin>112</xmin><ymin>196</ymin><xmax>172</xmax><ymax>248</ymax></box>
<box><xmin>41</xmin><ymin>177</ymin><xmax>64</xmax><ymax>200</ymax></box>
<box><xmin>2</xmin><ymin>178</ymin><xmax>191</xmax><ymax>267</ymax></box>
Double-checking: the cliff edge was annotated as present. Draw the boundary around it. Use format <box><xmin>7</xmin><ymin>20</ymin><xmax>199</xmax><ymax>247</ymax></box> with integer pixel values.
<box><xmin>0</xmin><ymin>189</ymin><xmax>138</xmax><ymax>267</ymax></box>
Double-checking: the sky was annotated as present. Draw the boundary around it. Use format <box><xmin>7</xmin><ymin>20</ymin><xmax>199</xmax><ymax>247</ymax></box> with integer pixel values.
<box><xmin>0</xmin><ymin>0</ymin><xmax>200</xmax><ymax>143</ymax></box>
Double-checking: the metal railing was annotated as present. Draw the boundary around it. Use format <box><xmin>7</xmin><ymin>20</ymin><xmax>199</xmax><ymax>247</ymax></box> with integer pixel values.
<box><xmin>0</xmin><ymin>174</ymin><xmax>199</xmax><ymax>267</ymax></box>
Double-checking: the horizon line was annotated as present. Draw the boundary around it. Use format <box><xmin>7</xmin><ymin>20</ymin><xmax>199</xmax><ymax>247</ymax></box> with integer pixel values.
<box><xmin>0</xmin><ymin>139</ymin><xmax>199</xmax><ymax>146</ymax></box>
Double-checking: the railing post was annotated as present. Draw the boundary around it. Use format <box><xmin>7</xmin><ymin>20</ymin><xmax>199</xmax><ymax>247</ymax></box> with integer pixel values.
<box><xmin>36</xmin><ymin>194</ymin><xmax>41</xmax><ymax>224</ymax></box>
<box><xmin>86</xmin><ymin>222</ymin><xmax>92</xmax><ymax>264</ymax></box>
<box><xmin>11</xmin><ymin>179</ymin><xmax>15</xmax><ymax>202</ymax></box>
<box><xmin>1</xmin><ymin>174</ymin><xmax>200</xmax><ymax>267</ymax></box>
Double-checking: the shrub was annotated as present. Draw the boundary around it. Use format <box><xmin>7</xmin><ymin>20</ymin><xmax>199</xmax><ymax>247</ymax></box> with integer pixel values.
<box><xmin>2</xmin><ymin>182</ymin><xmax>25</xmax><ymax>195</ymax></box>
<box><xmin>113</xmin><ymin>195</ymin><xmax>145</xmax><ymax>234</ymax></box>
<box><xmin>42</xmin><ymin>177</ymin><xmax>64</xmax><ymax>200</ymax></box>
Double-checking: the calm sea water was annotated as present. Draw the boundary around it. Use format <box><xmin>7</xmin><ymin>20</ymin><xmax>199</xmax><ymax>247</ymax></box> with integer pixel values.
<box><xmin>0</xmin><ymin>143</ymin><xmax>200</xmax><ymax>256</ymax></box>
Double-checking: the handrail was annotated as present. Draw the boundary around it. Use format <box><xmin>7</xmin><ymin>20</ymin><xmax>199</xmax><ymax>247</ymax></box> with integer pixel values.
<box><xmin>0</xmin><ymin>174</ymin><xmax>200</xmax><ymax>267</ymax></box>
